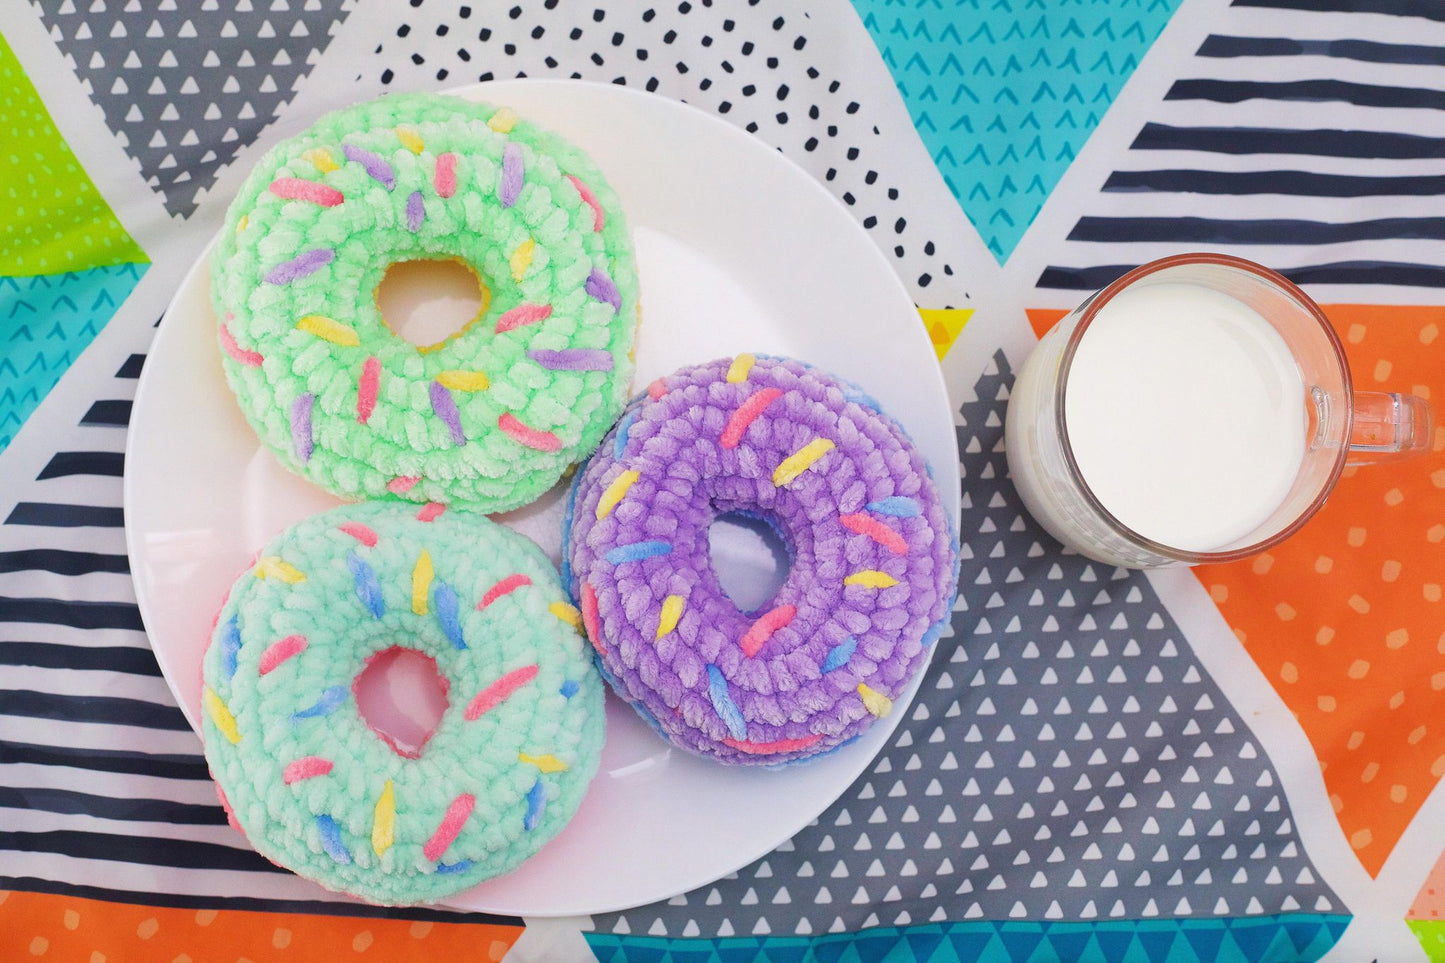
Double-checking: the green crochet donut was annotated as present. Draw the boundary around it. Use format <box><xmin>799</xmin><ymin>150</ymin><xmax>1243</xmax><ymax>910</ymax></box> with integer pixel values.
<box><xmin>200</xmin><ymin>502</ymin><xmax>605</xmax><ymax>906</ymax></box>
<box><xmin>210</xmin><ymin>91</ymin><xmax>639</xmax><ymax>511</ymax></box>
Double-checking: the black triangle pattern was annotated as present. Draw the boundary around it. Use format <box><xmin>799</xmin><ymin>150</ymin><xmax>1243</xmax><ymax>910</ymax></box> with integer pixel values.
<box><xmin>37</xmin><ymin>0</ymin><xmax>352</xmax><ymax>218</ymax></box>
<box><xmin>588</xmin><ymin>352</ymin><xmax>1341</xmax><ymax>939</ymax></box>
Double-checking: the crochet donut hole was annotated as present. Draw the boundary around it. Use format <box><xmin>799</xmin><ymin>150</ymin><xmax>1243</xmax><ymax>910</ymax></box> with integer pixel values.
<box><xmin>565</xmin><ymin>355</ymin><xmax>959</xmax><ymax>766</ymax></box>
<box><xmin>210</xmin><ymin>92</ymin><xmax>640</xmax><ymax>511</ymax></box>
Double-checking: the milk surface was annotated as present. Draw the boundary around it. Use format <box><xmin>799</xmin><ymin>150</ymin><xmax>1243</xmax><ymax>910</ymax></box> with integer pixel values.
<box><xmin>1063</xmin><ymin>282</ymin><xmax>1306</xmax><ymax>552</ymax></box>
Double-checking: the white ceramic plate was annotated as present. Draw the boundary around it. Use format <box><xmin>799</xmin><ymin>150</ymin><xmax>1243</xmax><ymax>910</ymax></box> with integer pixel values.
<box><xmin>125</xmin><ymin>79</ymin><xmax>960</xmax><ymax>917</ymax></box>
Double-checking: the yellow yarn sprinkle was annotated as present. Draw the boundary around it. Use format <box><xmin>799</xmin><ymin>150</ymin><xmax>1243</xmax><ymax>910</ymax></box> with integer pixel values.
<box><xmin>656</xmin><ymin>594</ymin><xmax>685</xmax><ymax>640</ymax></box>
<box><xmin>519</xmin><ymin>753</ymin><xmax>569</xmax><ymax>773</ymax></box>
<box><xmin>726</xmin><ymin>353</ymin><xmax>756</xmax><ymax>383</ymax></box>
<box><xmin>488</xmin><ymin>107</ymin><xmax>519</xmax><ymax>133</ymax></box>
<box><xmin>510</xmin><ymin>238</ymin><xmax>535</xmax><ymax>281</ymax></box>
<box><xmin>858</xmin><ymin>683</ymin><xmax>893</xmax><ymax>719</ymax></box>
<box><xmin>236</xmin><ymin>214</ymin><xmax>248</xmax><ymax>235</ymax></box>
<box><xmin>372</xmin><ymin>780</ymin><xmax>395</xmax><ymax>856</ymax></box>
<box><xmin>395</xmin><ymin>126</ymin><xmax>424</xmax><ymax>154</ymax></box>
<box><xmin>254</xmin><ymin>556</ymin><xmax>306</xmax><ymax>584</ymax></box>
<box><xmin>412</xmin><ymin>550</ymin><xmax>433</xmax><ymax>616</ymax></box>
<box><xmin>550</xmin><ymin>601</ymin><xmax>582</xmax><ymax>629</ymax></box>
<box><xmin>436</xmin><ymin>370</ymin><xmax>490</xmax><ymax>392</ymax></box>
<box><xmin>595</xmin><ymin>469</ymin><xmax>640</xmax><ymax>520</ymax></box>
<box><xmin>203</xmin><ymin>686</ymin><xmax>241</xmax><ymax>744</ymax></box>
<box><xmin>772</xmin><ymin>438</ymin><xmax>835</xmax><ymax>487</ymax></box>
<box><xmin>296</xmin><ymin>314</ymin><xmax>360</xmax><ymax>347</ymax></box>
<box><xmin>844</xmin><ymin>570</ymin><xmax>900</xmax><ymax>589</ymax></box>
<box><xmin>301</xmin><ymin>147</ymin><xmax>339</xmax><ymax>173</ymax></box>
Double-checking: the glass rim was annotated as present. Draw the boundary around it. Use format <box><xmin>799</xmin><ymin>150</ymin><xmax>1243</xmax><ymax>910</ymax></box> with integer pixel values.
<box><xmin>1053</xmin><ymin>252</ymin><xmax>1354</xmax><ymax>565</ymax></box>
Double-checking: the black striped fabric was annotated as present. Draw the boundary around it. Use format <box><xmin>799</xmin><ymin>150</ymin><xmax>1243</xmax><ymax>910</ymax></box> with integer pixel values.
<box><xmin>1040</xmin><ymin>1</ymin><xmax>1445</xmax><ymax>291</ymax></box>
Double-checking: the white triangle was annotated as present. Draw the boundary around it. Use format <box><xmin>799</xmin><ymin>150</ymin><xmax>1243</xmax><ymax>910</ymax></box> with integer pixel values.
<box><xmin>815</xmin><ymin>886</ymin><xmax>832</xmax><ymax>904</ymax></box>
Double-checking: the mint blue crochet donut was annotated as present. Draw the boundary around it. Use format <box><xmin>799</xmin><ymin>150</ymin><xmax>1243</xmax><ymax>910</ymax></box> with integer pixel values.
<box><xmin>210</xmin><ymin>91</ymin><xmax>639</xmax><ymax>511</ymax></box>
<box><xmin>201</xmin><ymin>502</ymin><xmax>604</xmax><ymax>905</ymax></box>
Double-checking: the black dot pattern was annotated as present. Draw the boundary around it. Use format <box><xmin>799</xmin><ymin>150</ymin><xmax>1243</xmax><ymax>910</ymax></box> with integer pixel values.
<box><xmin>359</xmin><ymin>1</ymin><xmax>967</xmax><ymax>300</ymax></box>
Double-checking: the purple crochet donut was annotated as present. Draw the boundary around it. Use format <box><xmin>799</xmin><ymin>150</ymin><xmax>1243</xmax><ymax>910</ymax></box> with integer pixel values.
<box><xmin>563</xmin><ymin>354</ymin><xmax>957</xmax><ymax>765</ymax></box>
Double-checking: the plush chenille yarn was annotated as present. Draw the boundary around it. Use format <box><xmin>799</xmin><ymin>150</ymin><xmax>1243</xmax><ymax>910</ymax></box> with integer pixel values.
<box><xmin>564</xmin><ymin>355</ymin><xmax>958</xmax><ymax>765</ymax></box>
<box><xmin>201</xmin><ymin>502</ymin><xmax>604</xmax><ymax>905</ymax></box>
<box><xmin>211</xmin><ymin>92</ymin><xmax>638</xmax><ymax>511</ymax></box>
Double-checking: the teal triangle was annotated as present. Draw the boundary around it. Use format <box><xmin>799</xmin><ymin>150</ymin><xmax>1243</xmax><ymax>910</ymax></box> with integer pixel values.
<box><xmin>1227</xmin><ymin>920</ymin><xmax>1289</xmax><ymax>960</ymax></box>
<box><xmin>1180</xmin><ymin>923</ymin><xmax>1226</xmax><ymax>960</ymax></box>
<box><xmin>853</xmin><ymin>0</ymin><xmax>1188</xmax><ymax>261</ymax></box>
<box><xmin>905</xmin><ymin>929</ymin><xmax>948</xmax><ymax>959</ymax></box>
<box><xmin>1137</xmin><ymin>929</ymin><xmax>1178</xmax><ymax>962</ymax></box>
<box><xmin>1042</xmin><ymin>928</ymin><xmax>1093</xmax><ymax>959</ymax></box>
<box><xmin>0</xmin><ymin>262</ymin><xmax>146</xmax><ymax>454</ymax></box>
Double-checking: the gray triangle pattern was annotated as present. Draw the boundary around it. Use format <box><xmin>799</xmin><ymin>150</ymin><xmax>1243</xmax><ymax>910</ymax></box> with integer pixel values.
<box><xmin>589</xmin><ymin>351</ymin><xmax>1341</xmax><ymax>939</ymax></box>
<box><xmin>37</xmin><ymin>0</ymin><xmax>353</xmax><ymax>217</ymax></box>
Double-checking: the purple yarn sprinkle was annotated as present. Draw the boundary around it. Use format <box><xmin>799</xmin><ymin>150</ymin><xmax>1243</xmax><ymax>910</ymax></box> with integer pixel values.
<box><xmin>527</xmin><ymin>348</ymin><xmax>615</xmax><ymax>372</ymax></box>
<box><xmin>405</xmin><ymin>190</ymin><xmax>425</xmax><ymax>232</ymax></box>
<box><xmin>263</xmin><ymin>248</ymin><xmax>334</xmax><ymax>285</ymax></box>
<box><xmin>343</xmin><ymin>144</ymin><xmax>395</xmax><ymax>190</ymax></box>
<box><xmin>290</xmin><ymin>392</ymin><xmax>314</xmax><ymax>463</ymax></box>
<box><xmin>499</xmin><ymin>143</ymin><xmax>524</xmax><ymax>208</ymax></box>
<box><xmin>429</xmin><ymin>381</ymin><xmax>466</xmax><ymax>446</ymax></box>
<box><xmin>585</xmin><ymin>268</ymin><xmax>621</xmax><ymax>312</ymax></box>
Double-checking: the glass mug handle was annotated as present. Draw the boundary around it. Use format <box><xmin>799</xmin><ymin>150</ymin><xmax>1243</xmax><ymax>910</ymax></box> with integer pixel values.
<box><xmin>1346</xmin><ymin>391</ymin><xmax>1434</xmax><ymax>464</ymax></box>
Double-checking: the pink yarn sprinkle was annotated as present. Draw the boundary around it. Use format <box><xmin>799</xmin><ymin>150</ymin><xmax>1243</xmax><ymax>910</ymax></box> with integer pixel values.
<box><xmin>720</xmin><ymin>387</ymin><xmax>783</xmax><ymax>449</ymax></box>
<box><xmin>478</xmin><ymin>573</ymin><xmax>532</xmax><ymax>610</ymax></box>
<box><xmin>839</xmin><ymin>513</ymin><xmax>908</xmax><ymax>555</ymax></box>
<box><xmin>581</xmin><ymin>582</ymin><xmax>604</xmax><ymax>654</ymax></box>
<box><xmin>722</xmin><ymin>733</ymin><xmax>824</xmax><ymax>755</ymax></box>
<box><xmin>498</xmin><ymin>412</ymin><xmax>561</xmax><ymax>452</ymax></box>
<box><xmin>416</xmin><ymin>502</ymin><xmax>446</xmax><ymax>522</ymax></box>
<box><xmin>386</xmin><ymin>476</ymin><xmax>420</xmax><ymax>495</ymax></box>
<box><xmin>566</xmin><ymin>174</ymin><xmax>605</xmax><ymax>231</ymax></box>
<box><xmin>259</xmin><ymin>634</ymin><xmax>308</xmax><ymax>675</ymax></box>
<box><xmin>435</xmin><ymin>152</ymin><xmax>457</xmax><ymax>198</ymax></box>
<box><xmin>338</xmin><ymin>523</ymin><xmax>378</xmax><ymax>547</ymax></box>
<box><xmin>739</xmin><ymin>604</ymin><xmax>796</xmax><ymax>658</ymax></box>
<box><xmin>357</xmin><ymin>355</ymin><xmax>380</xmax><ymax>424</ymax></box>
<box><xmin>423</xmin><ymin>793</ymin><xmax>476</xmax><ymax>862</ymax></box>
<box><xmin>269</xmin><ymin>177</ymin><xmax>343</xmax><ymax>207</ymax></box>
<box><xmin>282</xmin><ymin>756</ymin><xmax>333</xmax><ymax>784</ymax></box>
<box><xmin>495</xmin><ymin>303</ymin><xmax>552</xmax><ymax>334</ymax></box>
<box><xmin>647</xmin><ymin>379</ymin><xmax>667</xmax><ymax>400</ymax></box>
<box><xmin>219</xmin><ymin>323</ymin><xmax>264</xmax><ymax>368</ymax></box>
<box><xmin>464</xmin><ymin>665</ymin><xmax>539</xmax><ymax>720</ymax></box>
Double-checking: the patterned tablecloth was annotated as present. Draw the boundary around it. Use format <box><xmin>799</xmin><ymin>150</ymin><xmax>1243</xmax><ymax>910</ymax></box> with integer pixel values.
<box><xmin>3</xmin><ymin>1</ymin><xmax>1445</xmax><ymax>960</ymax></box>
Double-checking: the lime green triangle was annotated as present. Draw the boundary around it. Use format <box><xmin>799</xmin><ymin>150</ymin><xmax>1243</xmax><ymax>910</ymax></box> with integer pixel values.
<box><xmin>0</xmin><ymin>31</ymin><xmax>147</xmax><ymax>276</ymax></box>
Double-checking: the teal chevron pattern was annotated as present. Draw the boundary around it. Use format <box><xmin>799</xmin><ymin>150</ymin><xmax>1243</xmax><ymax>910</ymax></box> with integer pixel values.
<box><xmin>851</xmin><ymin>0</ymin><xmax>1182</xmax><ymax>262</ymax></box>
<box><xmin>0</xmin><ymin>263</ymin><xmax>146</xmax><ymax>451</ymax></box>
<box><xmin>587</xmin><ymin>915</ymin><xmax>1350</xmax><ymax>963</ymax></box>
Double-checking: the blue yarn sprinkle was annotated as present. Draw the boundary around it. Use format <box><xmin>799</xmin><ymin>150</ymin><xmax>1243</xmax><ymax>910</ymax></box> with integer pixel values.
<box><xmin>293</xmin><ymin>686</ymin><xmax>348</xmax><ymax>721</ymax></box>
<box><xmin>560</xmin><ymin>679</ymin><xmax>580</xmax><ymax>699</ymax></box>
<box><xmin>347</xmin><ymin>551</ymin><xmax>385</xmax><ymax>619</ymax></box>
<box><xmin>821</xmin><ymin>637</ymin><xmax>857</xmax><ymax>674</ymax></box>
<box><xmin>436</xmin><ymin>860</ymin><xmax>473</xmax><ymax>875</ymax></box>
<box><xmin>220</xmin><ymin>614</ymin><xmax>241</xmax><ymax>679</ymax></box>
<box><xmin>604</xmin><ymin>540</ymin><xmax>673</xmax><ymax>565</ymax></box>
<box><xmin>316</xmin><ymin>814</ymin><xmax>351</xmax><ymax>864</ymax></box>
<box><xmin>706</xmin><ymin>664</ymin><xmax>747</xmax><ymax>741</ymax></box>
<box><xmin>865</xmin><ymin>496</ymin><xmax>921</xmax><ymax>518</ymax></box>
<box><xmin>612</xmin><ymin>409</ymin><xmax>637</xmax><ymax>460</ymax></box>
<box><xmin>842</xmin><ymin>386</ymin><xmax>881</xmax><ymax>411</ymax></box>
<box><xmin>921</xmin><ymin>619</ymin><xmax>947</xmax><ymax>648</ymax></box>
<box><xmin>434</xmin><ymin>581</ymin><xmax>465</xmax><ymax>650</ymax></box>
<box><xmin>523</xmin><ymin>778</ymin><xmax>546</xmax><ymax>831</ymax></box>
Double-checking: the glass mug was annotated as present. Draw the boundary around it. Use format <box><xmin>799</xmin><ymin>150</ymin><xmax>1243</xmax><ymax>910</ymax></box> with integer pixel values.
<box><xmin>1005</xmin><ymin>253</ymin><xmax>1433</xmax><ymax>569</ymax></box>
